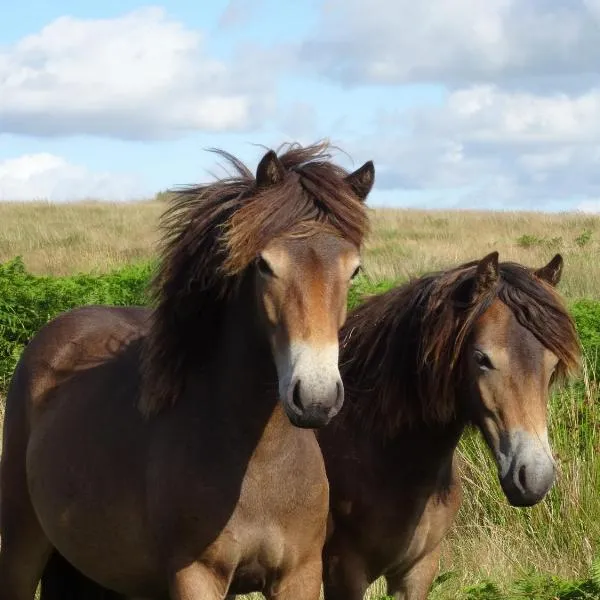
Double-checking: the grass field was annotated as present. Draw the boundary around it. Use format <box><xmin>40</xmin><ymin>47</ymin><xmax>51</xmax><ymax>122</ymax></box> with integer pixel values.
<box><xmin>1</xmin><ymin>200</ymin><xmax>599</xmax><ymax>298</ymax></box>
<box><xmin>1</xmin><ymin>199</ymin><xmax>600</xmax><ymax>599</ymax></box>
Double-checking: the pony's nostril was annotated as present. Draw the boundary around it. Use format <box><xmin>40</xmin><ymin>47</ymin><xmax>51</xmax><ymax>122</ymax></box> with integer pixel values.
<box><xmin>292</xmin><ymin>379</ymin><xmax>303</xmax><ymax>411</ymax></box>
<box><xmin>518</xmin><ymin>464</ymin><xmax>527</xmax><ymax>490</ymax></box>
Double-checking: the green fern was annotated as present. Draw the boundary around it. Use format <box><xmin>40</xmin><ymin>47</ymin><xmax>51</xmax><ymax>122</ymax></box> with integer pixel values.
<box><xmin>589</xmin><ymin>556</ymin><xmax>600</xmax><ymax>590</ymax></box>
<box><xmin>462</xmin><ymin>580</ymin><xmax>504</xmax><ymax>600</ymax></box>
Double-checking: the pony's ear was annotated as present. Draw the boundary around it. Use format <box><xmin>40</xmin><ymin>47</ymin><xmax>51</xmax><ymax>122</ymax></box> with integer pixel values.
<box><xmin>534</xmin><ymin>253</ymin><xmax>563</xmax><ymax>287</ymax></box>
<box><xmin>453</xmin><ymin>252</ymin><xmax>499</xmax><ymax>306</ymax></box>
<box><xmin>256</xmin><ymin>150</ymin><xmax>286</xmax><ymax>188</ymax></box>
<box><xmin>345</xmin><ymin>160</ymin><xmax>375</xmax><ymax>202</ymax></box>
<box><xmin>474</xmin><ymin>251</ymin><xmax>499</xmax><ymax>295</ymax></box>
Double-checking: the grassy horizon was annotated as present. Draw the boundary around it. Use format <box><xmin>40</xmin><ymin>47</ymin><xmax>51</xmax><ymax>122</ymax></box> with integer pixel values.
<box><xmin>1</xmin><ymin>199</ymin><xmax>599</xmax><ymax>298</ymax></box>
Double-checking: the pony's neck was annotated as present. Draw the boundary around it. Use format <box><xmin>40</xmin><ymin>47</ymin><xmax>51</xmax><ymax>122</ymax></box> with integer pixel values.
<box><xmin>371</xmin><ymin>415</ymin><xmax>466</xmax><ymax>487</ymax></box>
<box><xmin>211</xmin><ymin>273</ymin><xmax>278</xmax><ymax>410</ymax></box>
<box><xmin>337</xmin><ymin>376</ymin><xmax>469</xmax><ymax>485</ymax></box>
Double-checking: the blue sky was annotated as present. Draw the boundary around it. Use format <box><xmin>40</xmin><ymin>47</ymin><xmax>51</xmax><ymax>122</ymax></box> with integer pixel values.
<box><xmin>2</xmin><ymin>0</ymin><xmax>600</xmax><ymax>211</ymax></box>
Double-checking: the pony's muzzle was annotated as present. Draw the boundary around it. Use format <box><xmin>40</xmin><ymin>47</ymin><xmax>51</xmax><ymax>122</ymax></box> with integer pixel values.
<box><xmin>498</xmin><ymin>430</ymin><xmax>556</xmax><ymax>507</ymax></box>
<box><xmin>277</xmin><ymin>343</ymin><xmax>344</xmax><ymax>428</ymax></box>
<box><xmin>284</xmin><ymin>376</ymin><xmax>344</xmax><ymax>429</ymax></box>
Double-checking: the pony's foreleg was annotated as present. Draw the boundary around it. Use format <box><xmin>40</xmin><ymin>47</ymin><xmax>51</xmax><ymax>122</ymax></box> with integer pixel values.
<box><xmin>322</xmin><ymin>537</ymin><xmax>369</xmax><ymax>600</ymax></box>
<box><xmin>168</xmin><ymin>563</ymin><xmax>232</xmax><ymax>600</ymax></box>
<box><xmin>265</xmin><ymin>556</ymin><xmax>323</xmax><ymax>600</ymax></box>
<box><xmin>385</xmin><ymin>545</ymin><xmax>441</xmax><ymax>600</ymax></box>
<box><xmin>0</xmin><ymin>481</ymin><xmax>53</xmax><ymax>600</ymax></box>
<box><xmin>0</xmin><ymin>532</ymin><xmax>51</xmax><ymax>600</ymax></box>
<box><xmin>0</xmin><ymin>407</ymin><xmax>53</xmax><ymax>600</ymax></box>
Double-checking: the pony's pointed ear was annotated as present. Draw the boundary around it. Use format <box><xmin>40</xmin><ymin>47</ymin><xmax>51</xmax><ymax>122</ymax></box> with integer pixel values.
<box><xmin>534</xmin><ymin>253</ymin><xmax>563</xmax><ymax>287</ymax></box>
<box><xmin>256</xmin><ymin>150</ymin><xmax>286</xmax><ymax>188</ymax></box>
<box><xmin>453</xmin><ymin>252</ymin><xmax>499</xmax><ymax>307</ymax></box>
<box><xmin>345</xmin><ymin>160</ymin><xmax>375</xmax><ymax>202</ymax></box>
<box><xmin>475</xmin><ymin>251</ymin><xmax>499</xmax><ymax>295</ymax></box>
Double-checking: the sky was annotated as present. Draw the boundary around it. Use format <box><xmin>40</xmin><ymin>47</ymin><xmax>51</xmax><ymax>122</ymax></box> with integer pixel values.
<box><xmin>2</xmin><ymin>0</ymin><xmax>600</xmax><ymax>211</ymax></box>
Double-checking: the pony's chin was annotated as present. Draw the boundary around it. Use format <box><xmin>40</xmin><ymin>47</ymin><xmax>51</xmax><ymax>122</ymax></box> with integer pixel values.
<box><xmin>500</xmin><ymin>477</ymin><xmax>552</xmax><ymax>507</ymax></box>
<box><xmin>503</xmin><ymin>492</ymin><xmax>540</xmax><ymax>508</ymax></box>
<box><xmin>282</xmin><ymin>402</ymin><xmax>332</xmax><ymax>429</ymax></box>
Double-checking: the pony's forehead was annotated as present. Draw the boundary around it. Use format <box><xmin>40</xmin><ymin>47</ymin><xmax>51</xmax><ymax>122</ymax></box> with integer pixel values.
<box><xmin>260</xmin><ymin>226</ymin><xmax>360</xmax><ymax>267</ymax></box>
<box><xmin>264</xmin><ymin>224</ymin><xmax>359</xmax><ymax>250</ymax></box>
<box><xmin>475</xmin><ymin>300</ymin><xmax>526</xmax><ymax>345</ymax></box>
<box><xmin>474</xmin><ymin>299</ymin><xmax>564</xmax><ymax>378</ymax></box>
<box><xmin>474</xmin><ymin>297</ymin><xmax>557</xmax><ymax>354</ymax></box>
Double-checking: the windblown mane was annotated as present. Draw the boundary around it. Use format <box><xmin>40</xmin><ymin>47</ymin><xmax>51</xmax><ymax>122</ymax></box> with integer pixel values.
<box><xmin>140</xmin><ymin>141</ymin><xmax>370</xmax><ymax>416</ymax></box>
<box><xmin>339</xmin><ymin>260</ymin><xmax>581</xmax><ymax>435</ymax></box>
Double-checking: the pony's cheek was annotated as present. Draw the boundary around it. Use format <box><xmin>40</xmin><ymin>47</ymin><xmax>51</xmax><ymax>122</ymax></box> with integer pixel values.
<box><xmin>469</xmin><ymin>380</ymin><xmax>503</xmax><ymax>436</ymax></box>
<box><xmin>338</xmin><ymin>299</ymin><xmax>348</xmax><ymax>329</ymax></box>
<box><xmin>261</xmin><ymin>291</ymin><xmax>280</xmax><ymax>328</ymax></box>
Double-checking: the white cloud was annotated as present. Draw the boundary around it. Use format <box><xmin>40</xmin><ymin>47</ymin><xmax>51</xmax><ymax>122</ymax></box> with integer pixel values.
<box><xmin>300</xmin><ymin>0</ymin><xmax>600</xmax><ymax>88</ymax></box>
<box><xmin>0</xmin><ymin>7</ymin><xmax>274</xmax><ymax>140</ymax></box>
<box><xmin>421</xmin><ymin>85</ymin><xmax>600</xmax><ymax>144</ymax></box>
<box><xmin>0</xmin><ymin>154</ymin><xmax>143</xmax><ymax>201</ymax></box>
<box><xmin>348</xmin><ymin>85</ymin><xmax>600</xmax><ymax>207</ymax></box>
<box><xmin>577</xmin><ymin>200</ymin><xmax>600</xmax><ymax>213</ymax></box>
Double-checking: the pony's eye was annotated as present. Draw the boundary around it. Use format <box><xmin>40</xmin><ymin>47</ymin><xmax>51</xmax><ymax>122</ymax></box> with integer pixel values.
<box><xmin>256</xmin><ymin>256</ymin><xmax>275</xmax><ymax>278</ymax></box>
<box><xmin>351</xmin><ymin>265</ymin><xmax>361</xmax><ymax>280</ymax></box>
<box><xmin>474</xmin><ymin>350</ymin><xmax>494</xmax><ymax>371</ymax></box>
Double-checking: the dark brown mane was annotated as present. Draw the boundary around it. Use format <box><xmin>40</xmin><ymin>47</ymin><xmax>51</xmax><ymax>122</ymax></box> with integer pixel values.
<box><xmin>339</xmin><ymin>260</ymin><xmax>581</xmax><ymax>435</ymax></box>
<box><xmin>140</xmin><ymin>141</ymin><xmax>370</xmax><ymax>416</ymax></box>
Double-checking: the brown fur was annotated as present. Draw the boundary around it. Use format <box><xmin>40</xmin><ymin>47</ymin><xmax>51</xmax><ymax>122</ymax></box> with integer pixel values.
<box><xmin>320</xmin><ymin>253</ymin><xmax>581</xmax><ymax>600</ymax></box>
<box><xmin>0</xmin><ymin>142</ymin><xmax>374</xmax><ymax>600</ymax></box>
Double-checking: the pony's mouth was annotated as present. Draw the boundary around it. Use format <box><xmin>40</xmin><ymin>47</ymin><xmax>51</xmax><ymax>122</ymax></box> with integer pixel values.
<box><xmin>283</xmin><ymin>402</ymin><xmax>333</xmax><ymax>429</ymax></box>
<box><xmin>495</xmin><ymin>430</ymin><xmax>556</xmax><ymax>507</ymax></box>
<box><xmin>275</xmin><ymin>343</ymin><xmax>344</xmax><ymax>429</ymax></box>
<box><xmin>282</xmin><ymin>387</ymin><xmax>341</xmax><ymax>429</ymax></box>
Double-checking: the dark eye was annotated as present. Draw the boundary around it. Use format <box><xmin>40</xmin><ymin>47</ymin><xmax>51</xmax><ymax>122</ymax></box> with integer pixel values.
<box><xmin>351</xmin><ymin>265</ymin><xmax>361</xmax><ymax>280</ymax></box>
<box><xmin>256</xmin><ymin>256</ymin><xmax>275</xmax><ymax>278</ymax></box>
<box><xmin>474</xmin><ymin>350</ymin><xmax>494</xmax><ymax>371</ymax></box>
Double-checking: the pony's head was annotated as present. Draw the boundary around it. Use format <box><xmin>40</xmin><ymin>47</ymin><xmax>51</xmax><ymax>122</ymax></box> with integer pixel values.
<box><xmin>456</xmin><ymin>253</ymin><xmax>580</xmax><ymax>505</ymax></box>
<box><xmin>142</xmin><ymin>142</ymin><xmax>374</xmax><ymax>428</ymax></box>
<box><xmin>248</xmin><ymin>149</ymin><xmax>375</xmax><ymax>427</ymax></box>
<box><xmin>340</xmin><ymin>252</ymin><xmax>580</xmax><ymax>505</ymax></box>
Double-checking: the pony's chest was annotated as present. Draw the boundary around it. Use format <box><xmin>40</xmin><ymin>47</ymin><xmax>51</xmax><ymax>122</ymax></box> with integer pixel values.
<box><xmin>198</xmin><ymin>428</ymin><xmax>329</xmax><ymax>590</ymax></box>
<box><xmin>238</xmin><ymin>426</ymin><xmax>328</xmax><ymax>517</ymax></box>
<box><xmin>150</xmin><ymin>418</ymin><xmax>328</xmax><ymax>563</ymax></box>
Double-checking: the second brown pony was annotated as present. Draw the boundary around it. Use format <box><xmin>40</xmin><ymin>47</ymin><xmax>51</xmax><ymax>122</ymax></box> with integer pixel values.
<box><xmin>321</xmin><ymin>251</ymin><xmax>581</xmax><ymax>600</ymax></box>
<box><xmin>0</xmin><ymin>142</ymin><xmax>374</xmax><ymax>599</ymax></box>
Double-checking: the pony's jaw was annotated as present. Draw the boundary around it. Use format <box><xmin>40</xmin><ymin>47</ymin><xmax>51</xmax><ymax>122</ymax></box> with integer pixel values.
<box><xmin>495</xmin><ymin>429</ymin><xmax>556</xmax><ymax>506</ymax></box>
<box><xmin>275</xmin><ymin>342</ymin><xmax>343</xmax><ymax>429</ymax></box>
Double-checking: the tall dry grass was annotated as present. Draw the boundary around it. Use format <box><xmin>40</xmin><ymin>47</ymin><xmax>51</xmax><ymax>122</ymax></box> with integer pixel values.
<box><xmin>0</xmin><ymin>200</ymin><xmax>163</xmax><ymax>275</ymax></box>
<box><xmin>365</xmin><ymin>209</ymin><xmax>600</xmax><ymax>299</ymax></box>
<box><xmin>1</xmin><ymin>202</ymin><xmax>599</xmax><ymax>300</ymax></box>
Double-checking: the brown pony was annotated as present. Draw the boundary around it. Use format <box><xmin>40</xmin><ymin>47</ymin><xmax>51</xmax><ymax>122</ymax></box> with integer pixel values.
<box><xmin>320</xmin><ymin>251</ymin><xmax>581</xmax><ymax>600</ymax></box>
<box><xmin>0</xmin><ymin>142</ymin><xmax>375</xmax><ymax>600</ymax></box>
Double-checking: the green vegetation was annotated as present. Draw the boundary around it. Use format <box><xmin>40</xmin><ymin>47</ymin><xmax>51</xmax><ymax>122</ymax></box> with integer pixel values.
<box><xmin>0</xmin><ymin>257</ymin><xmax>152</xmax><ymax>390</ymax></box>
<box><xmin>424</xmin><ymin>558</ymin><xmax>600</xmax><ymax>599</ymax></box>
